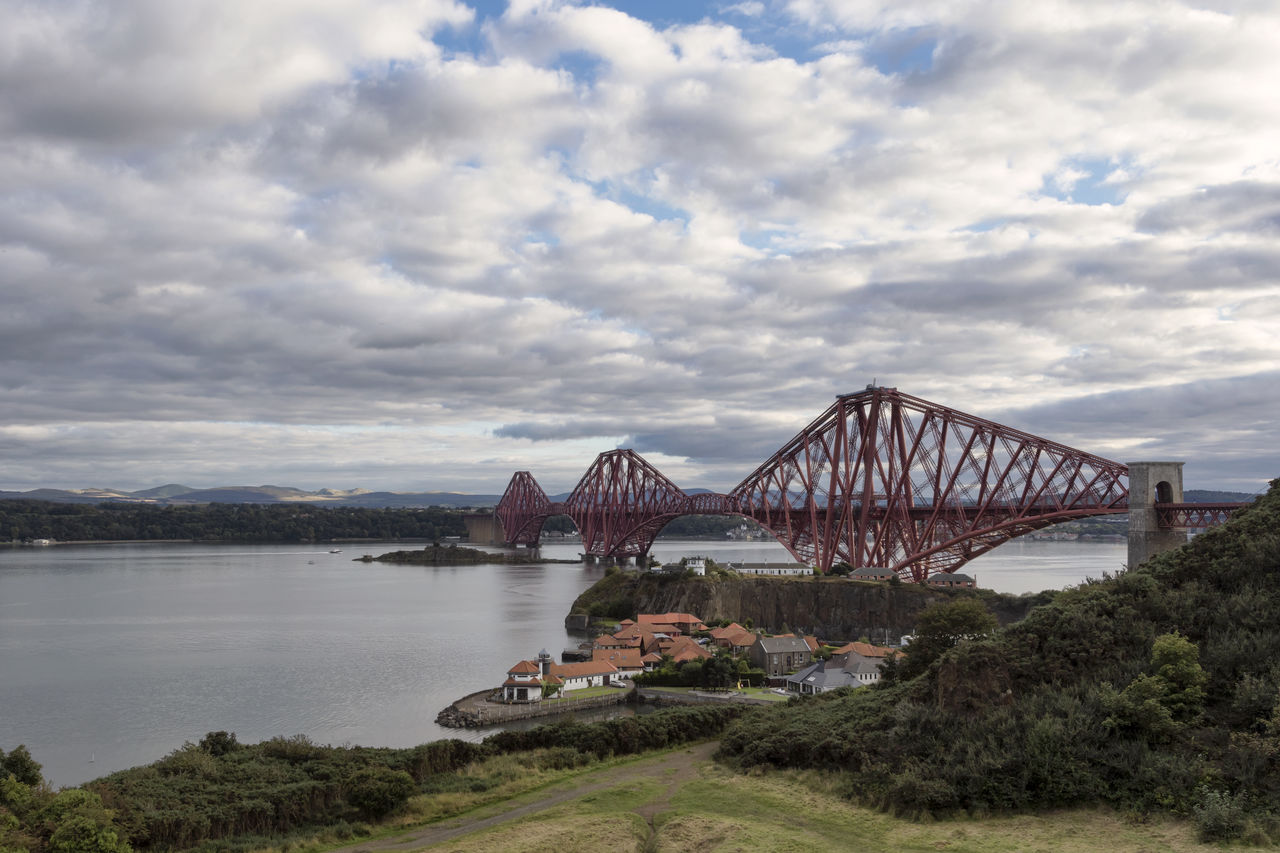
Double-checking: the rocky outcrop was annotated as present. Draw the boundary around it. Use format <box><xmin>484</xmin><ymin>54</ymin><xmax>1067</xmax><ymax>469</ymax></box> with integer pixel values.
<box><xmin>363</xmin><ymin>544</ymin><xmax>577</xmax><ymax>565</ymax></box>
<box><xmin>569</xmin><ymin>574</ymin><xmax>1052</xmax><ymax>642</ymax></box>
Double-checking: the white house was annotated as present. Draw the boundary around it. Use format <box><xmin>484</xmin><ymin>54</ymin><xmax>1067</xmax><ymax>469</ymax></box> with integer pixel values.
<box><xmin>500</xmin><ymin>649</ymin><xmax>620</xmax><ymax>703</ymax></box>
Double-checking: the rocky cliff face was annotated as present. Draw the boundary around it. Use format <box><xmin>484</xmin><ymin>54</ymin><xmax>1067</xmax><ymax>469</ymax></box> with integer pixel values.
<box><xmin>569</xmin><ymin>574</ymin><xmax>1050</xmax><ymax>642</ymax></box>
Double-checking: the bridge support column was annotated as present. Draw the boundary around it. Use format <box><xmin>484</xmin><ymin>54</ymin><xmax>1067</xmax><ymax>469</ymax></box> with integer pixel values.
<box><xmin>463</xmin><ymin>513</ymin><xmax>502</xmax><ymax>546</ymax></box>
<box><xmin>1127</xmin><ymin>461</ymin><xmax>1187</xmax><ymax>568</ymax></box>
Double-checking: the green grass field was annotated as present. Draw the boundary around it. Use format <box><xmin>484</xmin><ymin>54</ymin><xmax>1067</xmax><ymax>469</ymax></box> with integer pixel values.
<box><xmin>310</xmin><ymin>743</ymin><xmax>1222</xmax><ymax>853</ymax></box>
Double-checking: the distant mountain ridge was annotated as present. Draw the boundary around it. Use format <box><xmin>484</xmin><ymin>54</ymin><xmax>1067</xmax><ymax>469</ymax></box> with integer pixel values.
<box><xmin>0</xmin><ymin>485</ymin><xmax>1256</xmax><ymax>509</ymax></box>
<box><xmin>0</xmin><ymin>485</ymin><xmax>503</xmax><ymax>508</ymax></box>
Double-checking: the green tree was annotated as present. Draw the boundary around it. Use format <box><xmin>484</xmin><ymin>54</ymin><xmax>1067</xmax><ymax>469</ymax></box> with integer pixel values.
<box><xmin>702</xmin><ymin>656</ymin><xmax>737</xmax><ymax>689</ymax></box>
<box><xmin>899</xmin><ymin>598</ymin><xmax>998</xmax><ymax>680</ymax></box>
<box><xmin>1150</xmin><ymin>632</ymin><xmax>1208</xmax><ymax>720</ymax></box>
<box><xmin>0</xmin><ymin>747</ymin><xmax>42</xmax><ymax>788</ymax></box>
<box><xmin>1104</xmin><ymin>632</ymin><xmax>1208</xmax><ymax>742</ymax></box>
<box><xmin>197</xmin><ymin>731</ymin><xmax>239</xmax><ymax>757</ymax></box>
<box><xmin>47</xmin><ymin>815</ymin><xmax>131</xmax><ymax>853</ymax></box>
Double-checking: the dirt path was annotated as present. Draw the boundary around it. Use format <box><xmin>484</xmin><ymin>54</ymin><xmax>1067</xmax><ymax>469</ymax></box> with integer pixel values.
<box><xmin>328</xmin><ymin>742</ymin><xmax>718</xmax><ymax>852</ymax></box>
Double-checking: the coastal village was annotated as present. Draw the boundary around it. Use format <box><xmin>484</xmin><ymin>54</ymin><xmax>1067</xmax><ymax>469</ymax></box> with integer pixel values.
<box><xmin>434</xmin><ymin>554</ymin><xmax>982</xmax><ymax>727</ymax></box>
<box><xmin>438</xmin><ymin>579</ymin><xmax>912</xmax><ymax>727</ymax></box>
<box><xmin>497</xmin><ymin>611</ymin><xmax>899</xmax><ymax>702</ymax></box>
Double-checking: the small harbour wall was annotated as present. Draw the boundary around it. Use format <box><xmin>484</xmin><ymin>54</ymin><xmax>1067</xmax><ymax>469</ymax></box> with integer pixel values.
<box><xmin>436</xmin><ymin>685</ymin><xmax>634</xmax><ymax>728</ymax></box>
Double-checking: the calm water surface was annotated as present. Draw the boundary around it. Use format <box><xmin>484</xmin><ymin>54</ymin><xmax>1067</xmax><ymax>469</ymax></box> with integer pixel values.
<box><xmin>0</xmin><ymin>537</ymin><xmax>1125</xmax><ymax>787</ymax></box>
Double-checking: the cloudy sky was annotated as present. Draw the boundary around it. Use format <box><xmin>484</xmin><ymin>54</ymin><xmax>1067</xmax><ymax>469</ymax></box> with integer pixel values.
<box><xmin>2</xmin><ymin>0</ymin><xmax>1277</xmax><ymax>496</ymax></box>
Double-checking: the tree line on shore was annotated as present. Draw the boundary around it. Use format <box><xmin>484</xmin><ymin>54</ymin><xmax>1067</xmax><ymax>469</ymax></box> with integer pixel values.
<box><xmin>0</xmin><ymin>500</ymin><xmax>467</xmax><ymax>544</ymax></box>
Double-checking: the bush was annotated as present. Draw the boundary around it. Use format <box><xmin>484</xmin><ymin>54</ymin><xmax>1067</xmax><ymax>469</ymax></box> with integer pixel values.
<box><xmin>197</xmin><ymin>732</ymin><xmax>239</xmax><ymax>758</ymax></box>
<box><xmin>1192</xmin><ymin>788</ymin><xmax>1247</xmax><ymax>842</ymax></box>
<box><xmin>345</xmin><ymin>768</ymin><xmax>415</xmax><ymax>820</ymax></box>
<box><xmin>534</xmin><ymin>748</ymin><xmax>590</xmax><ymax>771</ymax></box>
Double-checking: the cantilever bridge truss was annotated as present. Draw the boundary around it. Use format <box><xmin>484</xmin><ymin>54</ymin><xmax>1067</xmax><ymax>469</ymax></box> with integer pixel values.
<box><xmin>497</xmin><ymin>387</ymin><xmax>1178</xmax><ymax>581</ymax></box>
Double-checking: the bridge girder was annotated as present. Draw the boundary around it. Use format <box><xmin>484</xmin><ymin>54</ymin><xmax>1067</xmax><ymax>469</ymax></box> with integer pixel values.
<box><xmin>491</xmin><ymin>387</ymin><xmax>1243</xmax><ymax>580</ymax></box>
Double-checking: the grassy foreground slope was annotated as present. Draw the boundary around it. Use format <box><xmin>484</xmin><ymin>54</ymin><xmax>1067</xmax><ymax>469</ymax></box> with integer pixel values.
<box><xmin>359</xmin><ymin>742</ymin><xmax>1219</xmax><ymax>853</ymax></box>
<box><xmin>718</xmin><ymin>479</ymin><xmax>1280</xmax><ymax>841</ymax></box>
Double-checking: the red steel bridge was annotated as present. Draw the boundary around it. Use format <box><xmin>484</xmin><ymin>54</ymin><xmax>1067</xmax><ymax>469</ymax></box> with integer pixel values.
<box><xmin>494</xmin><ymin>387</ymin><xmax>1246</xmax><ymax>581</ymax></box>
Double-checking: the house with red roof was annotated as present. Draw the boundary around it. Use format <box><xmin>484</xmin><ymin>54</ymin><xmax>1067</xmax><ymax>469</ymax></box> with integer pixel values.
<box><xmin>830</xmin><ymin>641</ymin><xmax>896</xmax><ymax>659</ymax></box>
<box><xmin>661</xmin><ymin>635</ymin><xmax>714</xmax><ymax>664</ymax></box>
<box><xmin>549</xmin><ymin>659</ymin><xmax>619</xmax><ymax>691</ymax></box>
<box><xmin>501</xmin><ymin>654</ymin><xmax>561</xmax><ymax>703</ymax></box>
<box><xmin>500</xmin><ymin>650</ymin><xmax>619</xmax><ymax>703</ymax></box>
<box><xmin>637</xmin><ymin>612</ymin><xmax>708</xmax><ymax>634</ymax></box>
<box><xmin>710</xmin><ymin>623</ymin><xmax>759</xmax><ymax>656</ymax></box>
<box><xmin>592</xmin><ymin>647</ymin><xmax>645</xmax><ymax>677</ymax></box>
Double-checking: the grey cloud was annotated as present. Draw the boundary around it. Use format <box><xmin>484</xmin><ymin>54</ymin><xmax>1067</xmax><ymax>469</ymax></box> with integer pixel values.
<box><xmin>1138</xmin><ymin>182</ymin><xmax>1280</xmax><ymax>236</ymax></box>
<box><xmin>493</xmin><ymin>420</ymin><xmax>625</xmax><ymax>441</ymax></box>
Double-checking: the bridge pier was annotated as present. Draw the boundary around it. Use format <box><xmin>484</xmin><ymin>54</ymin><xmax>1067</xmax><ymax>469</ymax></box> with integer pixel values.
<box><xmin>1127</xmin><ymin>461</ymin><xmax>1187</xmax><ymax>568</ymax></box>
<box><xmin>462</xmin><ymin>512</ymin><xmax>502</xmax><ymax>546</ymax></box>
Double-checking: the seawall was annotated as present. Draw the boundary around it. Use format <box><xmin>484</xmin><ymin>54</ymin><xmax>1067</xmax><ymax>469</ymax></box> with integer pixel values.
<box><xmin>436</xmin><ymin>685</ymin><xmax>634</xmax><ymax>728</ymax></box>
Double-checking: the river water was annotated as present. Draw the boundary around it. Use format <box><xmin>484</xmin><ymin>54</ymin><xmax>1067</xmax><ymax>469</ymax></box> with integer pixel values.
<box><xmin>0</xmin><ymin>537</ymin><xmax>1126</xmax><ymax>787</ymax></box>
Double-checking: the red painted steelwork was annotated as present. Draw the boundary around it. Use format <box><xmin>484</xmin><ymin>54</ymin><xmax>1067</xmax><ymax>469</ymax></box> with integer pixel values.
<box><xmin>495</xmin><ymin>471</ymin><xmax>561</xmax><ymax>546</ymax></box>
<box><xmin>564</xmin><ymin>449</ymin><xmax>689</xmax><ymax>556</ymax></box>
<box><xmin>1156</xmin><ymin>502</ymin><xmax>1247</xmax><ymax>528</ymax></box>
<box><xmin>493</xmin><ymin>388</ymin><xmax>1236</xmax><ymax>580</ymax></box>
<box><xmin>728</xmin><ymin>387</ymin><xmax>1129</xmax><ymax>579</ymax></box>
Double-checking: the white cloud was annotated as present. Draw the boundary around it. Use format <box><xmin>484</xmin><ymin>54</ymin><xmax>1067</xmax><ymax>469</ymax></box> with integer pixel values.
<box><xmin>0</xmin><ymin>0</ymin><xmax>1277</xmax><ymax>494</ymax></box>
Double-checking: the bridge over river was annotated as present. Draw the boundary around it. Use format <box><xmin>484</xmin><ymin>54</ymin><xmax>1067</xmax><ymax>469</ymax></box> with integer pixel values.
<box><xmin>476</xmin><ymin>387</ymin><xmax>1249</xmax><ymax>582</ymax></box>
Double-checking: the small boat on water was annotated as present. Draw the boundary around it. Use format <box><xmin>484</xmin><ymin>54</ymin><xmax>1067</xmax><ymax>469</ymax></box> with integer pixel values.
<box><xmin>329</xmin><ymin>548</ymin><xmax>342</xmax><ymax>554</ymax></box>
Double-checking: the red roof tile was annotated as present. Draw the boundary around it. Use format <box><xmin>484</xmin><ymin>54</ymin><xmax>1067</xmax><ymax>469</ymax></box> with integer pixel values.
<box><xmin>550</xmin><ymin>660</ymin><xmax>619</xmax><ymax>678</ymax></box>
<box><xmin>507</xmin><ymin>659</ymin><xmax>541</xmax><ymax>675</ymax></box>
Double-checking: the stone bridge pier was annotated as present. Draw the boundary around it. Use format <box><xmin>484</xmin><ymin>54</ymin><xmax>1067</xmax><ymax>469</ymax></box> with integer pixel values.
<box><xmin>1127</xmin><ymin>461</ymin><xmax>1187</xmax><ymax>568</ymax></box>
<box><xmin>463</xmin><ymin>512</ymin><xmax>502</xmax><ymax>546</ymax></box>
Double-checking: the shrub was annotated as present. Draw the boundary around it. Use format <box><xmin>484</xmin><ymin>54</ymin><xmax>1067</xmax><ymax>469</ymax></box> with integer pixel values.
<box><xmin>197</xmin><ymin>732</ymin><xmax>240</xmax><ymax>758</ymax></box>
<box><xmin>534</xmin><ymin>748</ymin><xmax>589</xmax><ymax>771</ymax></box>
<box><xmin>345</xmin><ymin>768</ymin><xmax>415</xmax><ymax>820</ymax></box>
<box><xmin>1192</xmin><ymin>788</ymin><xmax>1247</xmax><ymax>842</ymax></box>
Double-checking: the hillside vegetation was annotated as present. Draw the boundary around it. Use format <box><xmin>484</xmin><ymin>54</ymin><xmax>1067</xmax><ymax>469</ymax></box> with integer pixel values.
<box><xmin>717</xmin><ymin>480</ymin><xmax>1279</xmax><ymax>841</ymax></box>
<box><xmin>0</xmin><ymin>709</ymin><xmax>742</xmax><ymax>853</ymax></box>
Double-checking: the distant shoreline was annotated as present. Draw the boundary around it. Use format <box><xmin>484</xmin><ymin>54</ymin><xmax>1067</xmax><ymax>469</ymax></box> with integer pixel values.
<box><xmin>2</xmin><ymin>537</ymin><xmax>447</xmax><ymax>547</ymax></box>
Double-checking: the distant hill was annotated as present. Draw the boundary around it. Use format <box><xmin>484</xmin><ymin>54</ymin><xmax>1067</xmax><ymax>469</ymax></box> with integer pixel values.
<box><xmin>0</xmin><ymin>484</ymin><xmax>1257</xmax><ymax>510</ymax></box>
<box><xmin>1185</xmin><ymin>488</ymin><xmax>1257</xmax><ymax>502</ymax></box>
<box><xmin>130</xmin><ymin>483</ymin><xmax>196</xmax><ymax>499</ymax></box>
<box><xmin>0</xmin><ymin>485</ymin><xmax>502</xmax><ymax>508</ymax></box>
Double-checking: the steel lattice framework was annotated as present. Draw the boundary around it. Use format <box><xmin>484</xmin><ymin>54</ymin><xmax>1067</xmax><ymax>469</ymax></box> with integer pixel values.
<box><xmin>493</xmin><ymin>387</ymin><xmax>1239</xmax><ymax>580</ymax></box>
<box><xmin>727</xmin><ymin>388</ymin><xmax>1129</xmax><ymax>579</ymax></box>
<box><xmin>495</xmin><ymin>470</ymin><xmax>559</xmax><ymax>547</ymax></box>
<box><xmin>1157</xmin><ymin>502</ymin><xmax>1242</xmax><ymax>528</ymax></box>
<box><xmin>564</xmin><ymin>450</ymin><xmax>690</xmax><ymax>556</ymax></box>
